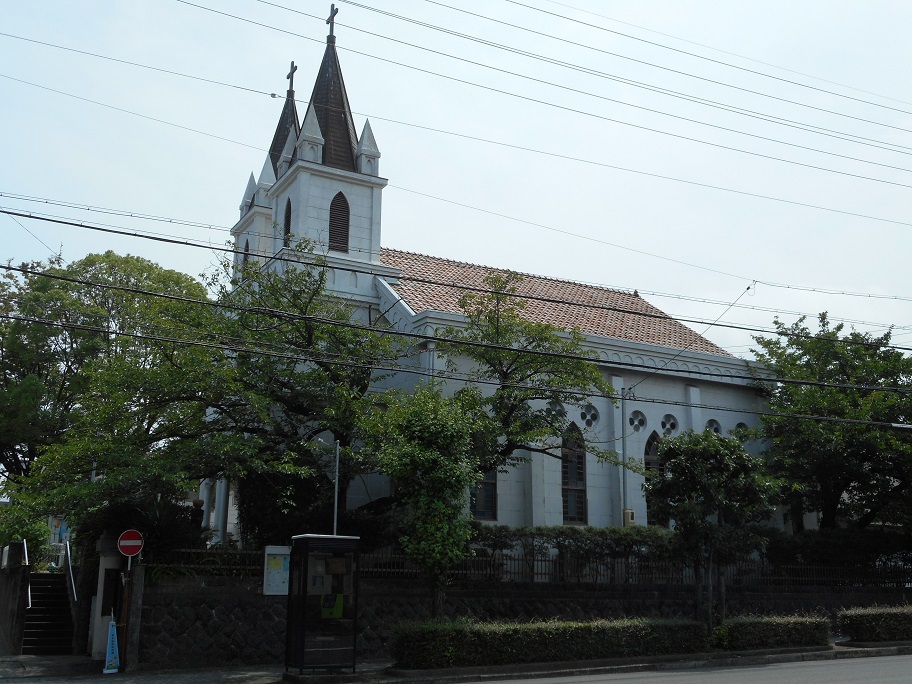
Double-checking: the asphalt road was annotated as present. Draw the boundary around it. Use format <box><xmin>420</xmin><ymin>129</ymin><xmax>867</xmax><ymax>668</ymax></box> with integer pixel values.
<box><xmin>489</xmin><ymin>653</ymin><xmax>912</xmax><ymax>683</ymax></box>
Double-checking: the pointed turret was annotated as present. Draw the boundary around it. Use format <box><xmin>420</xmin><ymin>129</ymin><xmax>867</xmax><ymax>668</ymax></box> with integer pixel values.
<box><xmin>258</xmin><ymin>154</ymin><xmax>276</xmax><ymax>187</ymax></box>
<box><xmin>356</xmin><ymin>119</ymin><xmax>380</xmax><ymax>176</ymax></box>
<box><xmin>277</xmin><ymin>127</ymin><xmax>297</xmax><ymax>178</ymax></box>
<box><xmin>297</xmin><ymin>103</ymin><xmax>325</xmax><ymax>163</ymax></box>
<box><xmin>268</xmin><ymin>61</ymin><xmax>301</xmax><ymax>175</ymax></box>
<box><xmin>308</xmin><ymin>31</ymin><xmax>358</xmax><ymax>172</ymax></box>
<box><xmin>239</xmin><ymin>172</ymin><xmax>257</xmax><ymax>214</ymax></box>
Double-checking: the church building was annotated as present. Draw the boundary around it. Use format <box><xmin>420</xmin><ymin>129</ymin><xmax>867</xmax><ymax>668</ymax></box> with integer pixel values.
<box><xmin>218</xmin><ymin>17</ymin><xmax>764</xmax><ymax>536</ymax></box>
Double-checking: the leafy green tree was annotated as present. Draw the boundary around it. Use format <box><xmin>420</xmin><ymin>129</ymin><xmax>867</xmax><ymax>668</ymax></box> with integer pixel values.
<box><xmin>752</xmin><ymin>313</ymin><xmax>912</xmax><ymax>530</ymax></box>
<box><xmin>438</xmin><ymin>272</ymin><xmax>614</xmax><ymax>472</ymax></box>
<box><xmin>208</xmin><ymin>247</ymin><xmax>403</xmax><ymax>539</ymax></box>
<box><xmin>643</xmin><ymin>430</ymin><xmax>776</xmax><ymax>626</ymax></box>
<box><xmin>358</xmin><ymin>383</ymin><xmax>484</xmax><ymax>587</ymax></box>
<box><xmin>4</xmin><ymin>251</ymin><xmax>252</xmax><ymax>533</ymax></box>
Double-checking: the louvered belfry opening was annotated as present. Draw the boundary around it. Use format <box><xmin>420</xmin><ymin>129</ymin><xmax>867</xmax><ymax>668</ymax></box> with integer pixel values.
<box><xmin>243</xmin><ymin>239</ymin><xmax>250</xmax><ymax>266</ymax></box>
<box><xmin>328</xmin><ymin>192</ymin><xmax>350</xmax><ymax>253</ymax></box>
<box><xmin>283</xmin><ymin>199</ymin><xmax>292</xmax><ymax>247</ymax></box>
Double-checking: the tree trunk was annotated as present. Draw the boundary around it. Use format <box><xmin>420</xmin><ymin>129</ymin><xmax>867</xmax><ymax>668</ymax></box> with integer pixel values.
<box><xmin>693</xmin><ymin>561</ymin><xmax>703</xmax><ymax>624</ymax></box>
<box><xmin>789</xmin><ymin>492</ymin><xmax>805</xmax><ymax>534</ymax></box>
<box><xmin>706</xmin><ymin>546</ymin><xmax>715</xmax><ymax>632</ymax></box>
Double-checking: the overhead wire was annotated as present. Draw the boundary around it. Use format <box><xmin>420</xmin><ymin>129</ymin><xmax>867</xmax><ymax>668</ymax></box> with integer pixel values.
<box><xmin>4</xmin><ymin>33</ymin><xmax>912</xmax><ymax>289</ymax></box>
<box><xmin>5</xmin><ymin>190</ymin><xmax>910</xmax><ymax>338</ymax></box>
<box><xmin>260</xmin><ymin>1</ymin><xmax>912</xmax><ymax>157</ymax></box>
<box><xmin>536</xmin><ymin>0</ymin><xmax>912</xmax><ymax>108</ymax></box>
<box><xmin>4</xmin><ymin>218</ymin><xmax>911</xmax><ymax>356</ymax></box>
<box><xmin>4</xmin><ymin>10</ymin><xmax>908</xmax><ymax>350</ymax></box>
<box><xmin>500</xmin><ymin>0</ymin><xmax>912</xmax><ymax>119</ymax></box>
<box><xmin>4</xmin><ymin>308</ymin><xmax>909</xmax><ymax>431</ymax></box>
<box><xmin>174</xmin><ymin>1</ymin><xmax>912</xmax><ymax>191</ymax></box>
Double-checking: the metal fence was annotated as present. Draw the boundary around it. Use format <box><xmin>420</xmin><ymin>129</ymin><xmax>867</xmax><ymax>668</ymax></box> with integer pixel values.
<box><xmin>138</xmin><ymin>548</ymin><xmax>912</xmax><ymax>588</ymax></box>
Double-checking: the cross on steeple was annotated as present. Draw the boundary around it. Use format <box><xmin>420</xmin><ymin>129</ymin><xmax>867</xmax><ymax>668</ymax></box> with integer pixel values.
<box><xmin>286</xmin><ymin>60</ymin><xmax>297</xmax><ymax>93</ymax></box>
<box><xmin>326</xmin><ymin>3</ymin><xmax>338</xmax><ymax>38</ymax></box>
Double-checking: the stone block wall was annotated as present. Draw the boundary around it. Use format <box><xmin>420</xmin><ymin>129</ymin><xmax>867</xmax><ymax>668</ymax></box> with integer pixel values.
<box><xmin>133</xmin><ymin>573</ymin><xmax>912</xmax><ymax>669</ymax></box>
<box><xmin>137</xmin><ymin>575</ymin><xmax>286</xmax><ymax>670</ymax></box>
<box><xmin>0</xmin><ymin>544</ymin><xmax>27</xmax><ymax>656</ymax></box>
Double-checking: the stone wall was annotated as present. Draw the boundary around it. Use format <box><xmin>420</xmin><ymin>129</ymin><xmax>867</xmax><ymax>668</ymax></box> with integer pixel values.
<box><xmin>0</xmin><ymin>544</ymin><xmax>27</xmax><ymax>656</ymax></box>
<box><xmin>136</xmin><ymin>574</ymin><xmax>286</xmax><ymax>670</ymax></box>
<box><xmin>133</xmin><ymin>573</ymin><xmax>912</xmax><ymax>669</ymax></box>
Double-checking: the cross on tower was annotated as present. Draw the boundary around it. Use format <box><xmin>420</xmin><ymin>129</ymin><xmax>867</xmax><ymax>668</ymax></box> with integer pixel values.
<box><xmin>286</xmin><ymin>60</ymin><xmax>297</xmax><ymax>92</ymax></box>
<box><xmin>326</xmin><ymin>3</ymin><xmax>338</xmax><ymax>37</ymax></box>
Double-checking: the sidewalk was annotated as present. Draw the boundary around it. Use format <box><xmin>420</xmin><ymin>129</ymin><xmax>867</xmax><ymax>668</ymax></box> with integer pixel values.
<box><xmin>5</xmin><ymin>643</ymin><xmax>912</xmax><ymax>684</ymax></box>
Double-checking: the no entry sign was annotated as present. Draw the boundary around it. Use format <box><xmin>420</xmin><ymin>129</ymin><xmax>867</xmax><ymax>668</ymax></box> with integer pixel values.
<box><xmin>117</xmin><ymin>529</ymin><xmax>144</xmax><ymax>557</ymax></box>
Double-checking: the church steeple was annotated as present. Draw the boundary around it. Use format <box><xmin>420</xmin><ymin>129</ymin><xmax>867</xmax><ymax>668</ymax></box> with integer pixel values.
<box><xmin>308</xmin><ymin>5</ymin><xmax>358</xmax><ymax>172</ymax></box>
<box><xmin>268</xmin><ymin>61</ymin><xmax>301</xmax><ymax>175</ymax></box>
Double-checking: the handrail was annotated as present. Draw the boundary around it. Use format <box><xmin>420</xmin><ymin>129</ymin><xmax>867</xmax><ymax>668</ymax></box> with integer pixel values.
<box><xmin>22</xmin><ymin>538</ymin><xmax>31</xmax><ymax>609</ymax></box>
<box><xmin>65</xmin><ymin>540</ymin><xmax>77</xmax><ymax>603</ymax></box>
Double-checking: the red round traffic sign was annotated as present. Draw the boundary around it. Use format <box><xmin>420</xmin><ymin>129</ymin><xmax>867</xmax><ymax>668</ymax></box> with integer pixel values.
<box><xmin>117</xmin><ymin>529</ymin><xmax>144</xmax><ymax>557</ymax></box>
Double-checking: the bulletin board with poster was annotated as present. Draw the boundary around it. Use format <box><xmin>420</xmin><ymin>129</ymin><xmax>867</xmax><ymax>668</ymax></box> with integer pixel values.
<box><xmin>285</xmin><ymin>534</ymin><xmax>359</xmax><ymax>674</ymax></box>
<box><xmin>262</xmin><ymin>546</ymin><xmax>291</xmax><ymax>596</ymax></box>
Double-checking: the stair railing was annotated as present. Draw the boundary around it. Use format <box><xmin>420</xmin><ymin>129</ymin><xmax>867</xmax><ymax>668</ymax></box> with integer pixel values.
<box><xmin>65</xmin><ymin>540</ymin><xmax>77</xmax><ymax>603</ymax></box>
<box><xmin>22</xmin><ymin>538</ymin><xmax>32</xmax><ymax>609</ymax></box>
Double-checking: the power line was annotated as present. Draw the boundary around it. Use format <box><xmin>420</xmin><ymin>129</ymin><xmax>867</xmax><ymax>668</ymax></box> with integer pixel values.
<box><xmin>263</xmin><ymin>1</ymin><xmax>912</xmax><ymax>158</ymax></box>
<box><xmin>500</xmin><ymin>0</ymin><xmax>912</xmax><ymax>120</ymax></box>
<box><xmin>6</xmin><ymin>207</ymin><xmax>912</xmax><ymax>353</ymax></box>
<box><xmin>5</xmin><ymin>255</ymin><xmax>912</xmax><ymax>389</ymax></box>
<box><xmin>5</xmin><ymin>34</ymin><xmax>912</xmax><ymax>251</ymax></box>
<box><xmin>536</xmin><ymin>0</ymin><xmax>912</xmax><ymax>108</ymax></box>
<box><xmin>6</xmin><ymin>184</ymin><xmax>912</xmax><ymax>312</ymax></box>
<box><xmin>175</xmin><ymin>1</ymin><xmax>912</xmax><ymax>191</ymax></box>
<box><xmin>3</xmin><ymin>309</ymin><xmax>908</xmax><ymax>431</ymax></box>
<box><xmin>5</xmin><ymin>190</ymin><xmax>909</xmax><ymax>338</ymax></box>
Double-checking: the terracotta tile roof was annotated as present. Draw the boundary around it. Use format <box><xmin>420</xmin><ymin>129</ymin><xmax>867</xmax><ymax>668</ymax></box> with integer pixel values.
<box><xmin>380</xmin><ymin>248</ymin><xmax>732</xmax><ymax>357</ymax></box>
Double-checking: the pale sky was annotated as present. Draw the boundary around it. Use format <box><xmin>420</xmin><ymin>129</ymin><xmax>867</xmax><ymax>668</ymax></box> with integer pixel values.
<box><xmin>2</xmin><ymin>0</ymin><xmax>911</xmax><ymax>359</ymax></box>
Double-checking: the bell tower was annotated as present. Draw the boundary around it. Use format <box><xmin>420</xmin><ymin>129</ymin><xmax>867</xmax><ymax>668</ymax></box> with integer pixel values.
<box><xmin>230</xmin><ymin>6</ymin><xmax>397</xmax><ymax>300</ymax></box>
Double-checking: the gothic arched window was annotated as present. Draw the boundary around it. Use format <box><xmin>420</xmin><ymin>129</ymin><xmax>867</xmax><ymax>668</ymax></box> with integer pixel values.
<box><xmin>644</xmin><ymin>430</ymin><xmax>670</xmax><ymax>527</ymax></box>
<box><xmin>283</xmin><ymin>198</ymin><xmax>292</xmax><ymax>248</ymax></box>
<box><xmin>328</xmin><ymin>192</ymin><xmax>350</xmax><ymax>253</ymax></box>
<box><xmin>562</xmin><ymin>423</ymin><xmax>587</xmax><ymax>525</ymax></box>
<box><xmin>242</xmin><ymin>239</ymin><xmax>250</xmax><ymax>267</ymax></box>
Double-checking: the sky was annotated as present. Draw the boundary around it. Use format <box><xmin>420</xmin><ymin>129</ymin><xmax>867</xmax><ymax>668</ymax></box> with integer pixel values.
<box><xmin>2</xmin><ymin>0</ymin><xmax>911</xmax><ymax>360</ymax></box>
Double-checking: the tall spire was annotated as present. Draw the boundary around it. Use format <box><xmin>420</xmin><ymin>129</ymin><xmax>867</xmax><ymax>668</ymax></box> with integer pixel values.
<box><xmin>268</xmin><ymin>61</ymin><xmax>301</xmax><ymax>175</ymax></box>
<box><xmin>308</xmin><ymin>5</ymin><xmax>358</xmax><ymax>172</ymax></box>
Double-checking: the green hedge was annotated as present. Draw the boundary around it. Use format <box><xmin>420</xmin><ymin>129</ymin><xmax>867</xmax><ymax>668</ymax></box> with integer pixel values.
<box><xmin>838</xmin><ymin>606</ymin><xmax>912</xmax><ymax>642</ymax></box>
<box><xmin>711</xmin><ymin>615</ymin><xmax>830</xmax><ymax>651</ymax></box>
<box><xmin>391</xmin><ymin>618</ymin><xmax>708</xmax><ymax>669</ymax></box>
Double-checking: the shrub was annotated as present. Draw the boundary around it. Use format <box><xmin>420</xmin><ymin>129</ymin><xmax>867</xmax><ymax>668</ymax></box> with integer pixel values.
<box><xmin>391</xmin><ymin>617</ymin><xmax>707</xmax><ymax>669</ymax></box>
<box><xmin>837</xmin><ymin>605</ymin><xmax>912</xmax><ymax>642</ymax></box>
<box><xmin>710</xmin><ymin>615</ymin><xmax>829</xmax><ymax>651</ymax></box>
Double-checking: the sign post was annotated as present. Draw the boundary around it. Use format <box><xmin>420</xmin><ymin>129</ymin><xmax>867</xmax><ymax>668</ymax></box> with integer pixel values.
<box><xmin>115</xmin><ymin>529</ymin><xmax>143</xmax><ymax>673</ymax></box>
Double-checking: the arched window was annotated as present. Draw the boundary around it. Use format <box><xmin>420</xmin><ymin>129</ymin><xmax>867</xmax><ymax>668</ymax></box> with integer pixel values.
<box><xmin>561</xmin><ymin>423</ymin><xmax>587</xmax><ymax>525</ymax></box>
<box><xmin>242</xmin><ymin>239</ymin><xmax>250</xmax><ymax>267</ymax></box>
<box><xmin>470</xmin><ymin>469</ymin><xmax>497</xmax><ymax>521</ymax></box>
<box><xmin>328</xmin><ymin>192</ymin><xmax>350</xmax><ymax>253</ymax></box>
<box><xmin>644</xmin><ymin>430</ymin><xmax>662</xmax><ymax>474</ymax></box>
<box><xmin>283</xmin><ymin>198</ymin><xmax>292</xmax><ymax>248</ymax></box>
<box><xmin>644</xmin><ymin>430</ymin><xmax>669</xmax><ymax>527</ymax></box>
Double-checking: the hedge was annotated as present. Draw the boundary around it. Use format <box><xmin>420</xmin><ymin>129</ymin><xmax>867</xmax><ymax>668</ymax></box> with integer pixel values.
<box><xmin>838</xmin><ymin>605</ymin><xmax>912</xmax><ymax>642</ymax></box>
<box><xmin>391</xmin><ymin>617</ymin><xmax>708</xmax><ymax>669</ymax></box>
<box><xmin>711</xmin><ymin>615</ymin><xmax>830</xmax><ymax>651</ymax></box>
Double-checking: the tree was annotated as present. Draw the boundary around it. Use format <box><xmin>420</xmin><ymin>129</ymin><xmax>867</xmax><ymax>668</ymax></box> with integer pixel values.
<box><xmin>642</xmin><ymin>429</ymin><xmax>776</xmax><ymax>627</ymax></box>
<box><xmin>437</xmin><ymin>272</ymin><xmax>615</xmax><ymax>473</ymax></box>
<box><xmin>358</xmin><ymin>383</ymin><xmax>483</xmax><ymax>592</ymax></box>
<box><xmin>208</xmin><ymin>247</ymin><xmax>403</xmax><ymax>540</ymax></box>
<box><xmin>752</xmin><ymin>313</ymin><xmax>912</xmax><ymax>530</ymax></box>
<box><xmin>3</xmin><ymin>251</ymin><xmax>252</xmax><ymax>534</ymax></box>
